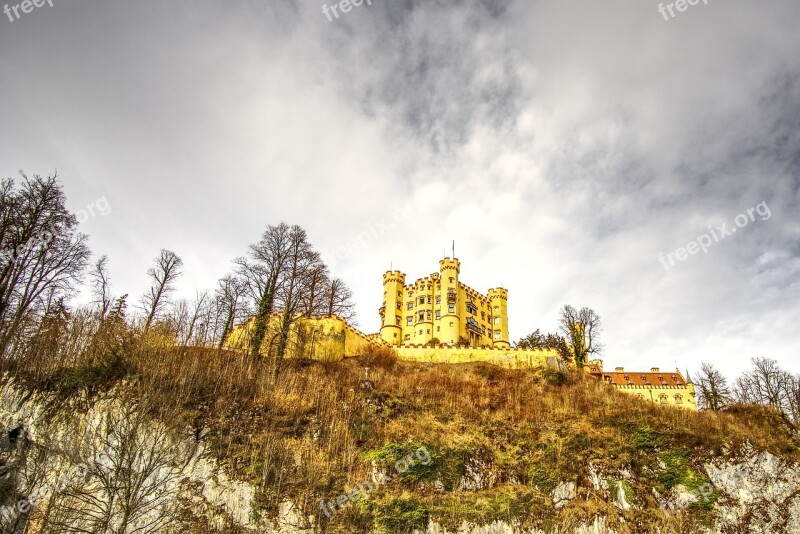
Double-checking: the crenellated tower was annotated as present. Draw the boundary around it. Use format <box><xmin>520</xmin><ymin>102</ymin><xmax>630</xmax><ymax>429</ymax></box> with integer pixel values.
<box><xmin>488</xmin><ymin>287</ymin><xmax>510</xmax><ymax>348</ymax></box>
<box><xmin>379</xmin><ymin>270</ymin><xmax>406</xmax><ymax>345</ymax></box>
<box><xmin>439</xmin><ymin>258</ymin><xmax>461</xmax><ymax>344</ymax></box>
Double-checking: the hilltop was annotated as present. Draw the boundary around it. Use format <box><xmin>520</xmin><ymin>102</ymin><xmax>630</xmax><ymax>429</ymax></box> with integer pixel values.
<box><xmin>2</xmin><ymin>342</ymin><xmax>799</xmax><ymax>533</ymax></box>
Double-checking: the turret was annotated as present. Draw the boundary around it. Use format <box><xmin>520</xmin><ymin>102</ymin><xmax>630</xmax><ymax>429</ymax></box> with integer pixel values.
<box><xmin>488</xmin><ymin>287</ymin><xmax>509</xmax><ymax>348</ymax></box>
<box><xmin>439</xmin><ymin>258</ymin><xmax>460</xmax><ymax>344</ymax></box>
<box><xmin>379</xmin><ymin>271</ymin><xmax>406</xmax><ymax>345</ymax></box>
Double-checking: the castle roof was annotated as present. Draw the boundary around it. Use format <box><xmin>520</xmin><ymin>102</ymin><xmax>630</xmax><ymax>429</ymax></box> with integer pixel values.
<box><xmin>603</xmin><ymin>371</ymin><xmax>687</xmax><ymax>387</ymax></box>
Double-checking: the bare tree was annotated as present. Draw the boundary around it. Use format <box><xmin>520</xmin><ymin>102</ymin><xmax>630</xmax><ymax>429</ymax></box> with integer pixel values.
<box><xmin>141</xmin><ymin>249</ymin><xmax>183</xmax><ymax>333</ymax></box>
<box><xmin>787</xmin><ymin>376</ymin><xmax>800</xmax><ymax>428</ymax></box>
<box><xmin>45</xmin><ymin>400</ymin><xmax>184</xmax><ymax>533</ymax></box>
<box><xmin>322</xmin><ymin>276</ymin><xmax>355</xmax><ymax>322</ymax></box>
<box><xmin>90</xmin><ymin>255</ymin><xmax>113</xmax><ymax>322</ymax></box>
<box><xmin>558</xmin><ymin>305</ymin><xmax>603</xmax><ymax>369</ymax></box>
<box><xmin>236</xmin><ymin>223</ymin><xmax>292</xmax><ymax>359</ymax></box>
<box><xmin>215</xmin><ymin>274</ymin><xmax>248</xmax><ymax>349</ymax></box>
<box><xmin>695</xmin><ymin>362</ymin><xmax>732</xmax><ymax>411</ymax></box>
<box><xmin>0</xmin><ymin>173</ymin><xmax>91</xmax><ymax>356</ymax></box>
<box><xmin>183</xmin><ymin>290</ymin><xmax>209</xmax><ymax>346</ymax></box>
<box><xmin>273</xmin><ymin>226</ymin><xmax>321</xmax><ymax>380</ymax></box>
<box><xmin>733</xmin><ymin>357</ymin><xmax>797</xmax><ymax>426</ymax></box>
<box><xmin>734</xmin><ymin>357</ymin><xmax>790</xmax><ymax>409</ymax></box>
<box><xmin>301</xmin><ymin>262</ymin><xmax>330</xmax><ymax>317</ymax></box>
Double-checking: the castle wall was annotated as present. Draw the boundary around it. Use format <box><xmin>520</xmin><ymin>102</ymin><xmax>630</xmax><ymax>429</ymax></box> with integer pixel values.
<box><xmin>394</xmin><ymin>345</ymin><xmax>563</xmax><ymax>370</ymax></box>
<box><xmin>343</xmin><ymin>323</ymin><xmax>380</xmax><ymax>357</ymax></box>
<box><xmin>226</xmin><ymin>314</ymin><xmax>563</xmax><ymax>370</ymax></box>
<box><xmin>224</xmin><ymin>315</ymin><xmax>349</xmax><ymax>362</ymax></box>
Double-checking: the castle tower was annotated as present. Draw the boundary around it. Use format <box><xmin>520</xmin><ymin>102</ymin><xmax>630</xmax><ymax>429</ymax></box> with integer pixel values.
<box><xmin>379</xmin><ymin>271</ymin><xmax>406</xmax><ymax>345</ymax></box>
<box><xmin>488</xmin><ymin>287</ymin><xmax>509</xmax><ymax>348</ymax></box>
<box><xmin>439</xmin><ymin>258</ymin><xmax>461</xmax><ymax>344</ymax></box>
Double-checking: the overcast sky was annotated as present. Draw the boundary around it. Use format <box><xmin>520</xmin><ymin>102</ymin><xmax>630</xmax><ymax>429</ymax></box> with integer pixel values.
<box><xmin>1</xmin><ymin>0</ymin><xmax>798</xmax><ymax>379</ymax></box>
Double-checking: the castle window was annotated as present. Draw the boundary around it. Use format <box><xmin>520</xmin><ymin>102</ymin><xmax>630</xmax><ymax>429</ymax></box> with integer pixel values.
<box><xmin>674</xmin><ymin>394</ymin><xmax>683</xmax><ymax>403</ymax></box>
<box><xmin>481</xmin><ymin>312</ymin><xmax>485</xmax><ymax>320</ymax></box>
<box><xmin>427</xmin><ymin>329</ymin><xmax>431</xmax><ymax>334</ymax></box>
<box><xmin>494</xmin><ymin>317</ymin><xmax>500</xmax><ymax>324</ymax></box>
<box><xmin>450</xmin><ymin>322</ymin><xmax>454</xmax><ymax>327</ymax></box>
<box><xmin>437</xmin><ymin>326</ymin><xmax>440</xmax><ymax>332</ymax></box>
<box><xmin>396</xmin><ymin>316</ymin><xmax>401</xmax><ymax>326</ymax></box>
<box><xmin>623</xmin><ymin>375</ymin><xmax>629</xmax><ymax>381</ymax></box>
<box><xmin>493</xmin><ymin>330</ymin><xmax>501</xmax><ymax>340</ymax></box>
<box><xmin>409</xmin><ymin>291</ymin><xmax>413</xmax><ymax>297</ymax></box>
<box><xmin>435</xmin><ymin>310</ymin><xmax>441</xmax><ymax>319</ymax></box>
<box><xmin>404</xmin><ymin>334</ymin><xmax>410</xmax><ymax>341</ymax></box>
<box><xmin>426</xmin><ymin>311</ymin><xmax>431</xmax><ymax>320</ymax></box>
<box><xmin>659</xmin><ymin>394</ymin><xmax>668</xmax><ymax>403</ymax></box>
<box><xmin>448</xmin><ymin>304</ymin><xmax>455</xmax><ymax>313</ymax></box>
<box><xmin>419</xmin><ymin>330</ymin><xmax>423</xmax><ymax>335</ymax></box>
<box><xmin>406</xmin><ymin>316</ymin><xmax>412</xmax><ymax>326</ymax></box>
<box><xmin>407</xmin><ymin>302</ymin><xmax>413</xmax><ymax>310</ymax></box>
<box><xmin>397</xmin><ymin>291</ymin><xmax>402</xmax><ymax>297</ymax></box>
<box><xmin>419</xmin><ymin>297</ymin><xmax>425</xmax><ymax>305</ymax></box>
<box><xmin>419</xmin><ymin>311</ymin><xmax>424</xmax><ymax>321</ymax></box>
<box><xmin>466</xmin><ymin>303</ymin><xmax>477</xmax><ymax>314</ymax></box>
<box><xmin>396</xmin><ymin>303</ymin><xmax>402</xmax><ymax>310</ymax></box>
<box><xmin>449</xmin><ymin>277</ymin><xmax>454</xmax><ymax>283</ymax></box>
<box><xmin>436</xmin><ymin>295</ymin><xmax>441</xmax><ymax>304</ymax></box>
<box><xmin>481</xmin><ymin>326</ymin><xmax>486</xmax><ymax>334</ymax></box>
<box><xmin>493</xmin><ymin>306</ymin><xmax>499</xmax><ymax>312</ymax></box>
<box><xmin>427</xmin><ymin>296</ymin><xmax>432</xmax><ymax>304</ymax></box>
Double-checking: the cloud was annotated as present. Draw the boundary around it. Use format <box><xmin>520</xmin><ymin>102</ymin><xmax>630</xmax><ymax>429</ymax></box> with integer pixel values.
<box><xmin>0</xmin><ymin>0</ymin><xmax>798</xmax><ymax>378</ymax></box>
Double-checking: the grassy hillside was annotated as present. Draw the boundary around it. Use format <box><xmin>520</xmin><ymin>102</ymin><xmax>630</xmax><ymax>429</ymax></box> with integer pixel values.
<box><xmin>7</xmin><ymin>341</ymin><xmax>800</xmax><ymax>533</ymax></box>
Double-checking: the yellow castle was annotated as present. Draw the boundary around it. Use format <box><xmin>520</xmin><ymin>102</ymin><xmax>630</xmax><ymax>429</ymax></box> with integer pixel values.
<box><xmin>379</xmin><ymin>258</ymin><xmax>510</xmax><ymax>348</ymax></box>
<box><xmin>224</xmin><ymin>257</ymin><xmax>697</xmax><ymax>410</ymax></box>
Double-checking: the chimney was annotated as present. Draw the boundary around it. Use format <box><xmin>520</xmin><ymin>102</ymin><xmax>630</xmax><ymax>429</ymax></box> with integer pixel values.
<box><xmin>651</xmin><ymin>367</ymin><xmax>660</xmax><ymax>372</ymax></box>
<box><xmin>615</xmin><ymin>367</ymin><xmax>624</xmax><ymax>372</ymax></box>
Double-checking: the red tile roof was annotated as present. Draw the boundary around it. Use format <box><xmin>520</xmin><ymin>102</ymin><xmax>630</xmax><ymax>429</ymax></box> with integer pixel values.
<box><xmin>603</xmin><ymin>371</ymin><xmax>687</xmax><ymax>386</ymax></box>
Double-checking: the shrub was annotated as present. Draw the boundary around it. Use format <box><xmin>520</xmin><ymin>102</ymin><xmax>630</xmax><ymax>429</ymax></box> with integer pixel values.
<box><xmin>361</xmin><ymin>346</ymin><xmax>398</xmax><ymax>370</ymax></box>
<box><xmin>363</xmin><ymin>441</ymin><xmax>439</xmax><ymax>484</ymax></box>
<box><xmin>373</xmin><ymin>498</ymin><xmax>429</xmax><ymax>533</ymax></box>
<box><xmin>58</xmin><ymin>352</ymin><xmax>131</xmax><ymax>398</ymax></box>
<box><xmin>541</xmin><ymin>369</ymin><xmax>568</xmax><ymax>386</ymax></box>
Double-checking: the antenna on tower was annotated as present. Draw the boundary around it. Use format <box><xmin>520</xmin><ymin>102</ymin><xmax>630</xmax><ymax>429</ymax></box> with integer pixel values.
<box><xmin>452</xmin><ymin>240</ymin><xmax>455</xmax><ymax>259</ymax></box>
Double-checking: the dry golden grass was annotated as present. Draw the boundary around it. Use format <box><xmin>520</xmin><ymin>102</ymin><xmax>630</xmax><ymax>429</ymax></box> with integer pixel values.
<box><xmin>5</xmin><ymin>341</ymin><xmax>799</xmax><ymax>533</ymax></box>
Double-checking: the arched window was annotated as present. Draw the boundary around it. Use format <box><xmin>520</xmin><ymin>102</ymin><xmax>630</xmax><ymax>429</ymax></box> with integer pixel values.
<box><xmin>674</xmin><ymin>394</ymin><xmax>683</xmax><ymax>403</ymax></box>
